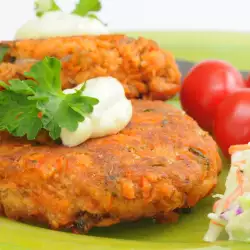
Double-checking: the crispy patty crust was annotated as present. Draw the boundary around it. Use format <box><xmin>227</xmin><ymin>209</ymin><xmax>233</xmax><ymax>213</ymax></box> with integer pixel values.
<box><xmin>0</xmin><ymin>35</ymin><xmax>181</xmax><ymax>100</ymax></box>
<box><xmin>0</xmin><ymin>100</ymin><xmax>221</xmax><ymax>232</ymax></box>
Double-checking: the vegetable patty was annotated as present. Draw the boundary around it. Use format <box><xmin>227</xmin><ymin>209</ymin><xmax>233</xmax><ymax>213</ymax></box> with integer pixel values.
<box><xmin>0</xmin><ymin>35</ymin><xmax>181</xmax><ymax>100</ymax></box>
<box><xmin>0</xmin><ymin>100</ymin><xmax>221</xmax><ymax>232</ymax></box>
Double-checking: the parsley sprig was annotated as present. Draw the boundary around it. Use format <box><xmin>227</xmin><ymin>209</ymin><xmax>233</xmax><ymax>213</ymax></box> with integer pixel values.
<box><xmin>0</xmin><ymin>57</ymin><xmax>99</xmax><ymax>140</ymax></box>
<box><xmin>35</xmin><ymin>0</ymin><xmax>60</xmax><ymax>17</ymax></box>
<box><xmin>35</xmin><ymin>0</ymin><xmax>102</xmax><ymax>19</ymax></box>
<box><xmin>73</xmin><ymin>0</ymin><xmax>101</xmax><ymax>17</ymax></box>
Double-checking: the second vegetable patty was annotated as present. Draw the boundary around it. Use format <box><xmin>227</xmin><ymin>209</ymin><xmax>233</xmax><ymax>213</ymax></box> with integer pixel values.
<box><xmin>0</xmin><ymin>35</ymin><xmax>181</xmax><ymax>100</ymax></box>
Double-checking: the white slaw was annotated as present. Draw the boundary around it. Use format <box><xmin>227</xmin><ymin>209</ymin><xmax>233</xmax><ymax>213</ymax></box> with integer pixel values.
<box><xmin>204</xmin><ymin>143</ymin><xmax>250</xmax><ymax>242</ymax></box>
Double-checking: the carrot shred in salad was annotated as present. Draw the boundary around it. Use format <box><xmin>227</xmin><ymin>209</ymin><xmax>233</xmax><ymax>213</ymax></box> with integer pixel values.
<box><xmin>229</xmin><ymin>144</ymin><xmax>250</xmax><ymax>155</ymax></box>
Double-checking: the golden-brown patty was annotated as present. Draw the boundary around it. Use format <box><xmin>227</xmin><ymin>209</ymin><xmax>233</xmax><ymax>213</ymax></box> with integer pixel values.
<box><xmin>0</xmin><ymin>35</ymin><xmax>181</xmax><ymax>100</ymax></box>
<box><xmin>0</xmin><ymin>100</ymin><xmax>221</xmax><ymax>232</ymax></box>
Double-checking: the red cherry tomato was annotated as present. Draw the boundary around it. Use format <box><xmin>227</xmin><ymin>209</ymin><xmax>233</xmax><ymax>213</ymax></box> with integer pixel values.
<box><xmin>214</xmin><ymin>90</ymin><xmax>250</xmax><ymax>157</ymax></box>
<box><xmin>245</xmin><ymin>75</ymin><xmax>250</xmax><ymax>87</ymax></box>
<box><xmin>180</xmin><ymin>60</ymin><xmax>245</xmax><ymax>132</ymax></box>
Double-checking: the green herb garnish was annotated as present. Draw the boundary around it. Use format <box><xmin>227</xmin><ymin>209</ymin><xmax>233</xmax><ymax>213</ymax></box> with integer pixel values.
<box><xmin>0</xmin><ymin>57</ymin><xmax>99</xmax><ymax>140</ymax></box>
<box><xmin>73</xmin><ymin>0</ymin><xmax>101</xmax><ymax>17</ymax></box>
<box><xmin>35</xmin><ymin>0</ymin><xmax>60</xmax><ymax>17</ymax></box>
<box><xmin>0</xmin><ymin>45</ymin><xmax>9</xmax><ymax>63</ymax></box>
<box><xmin>35</xmin><ymin>0</ymin><xmax>102</xmax><ymax>20</ymax></box>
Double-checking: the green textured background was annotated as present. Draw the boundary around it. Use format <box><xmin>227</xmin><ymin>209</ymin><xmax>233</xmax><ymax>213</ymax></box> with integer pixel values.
<box><xmin>1</xmin><ymin>32</ymin><xmax>250</xmax><ymax>250</ymax></box>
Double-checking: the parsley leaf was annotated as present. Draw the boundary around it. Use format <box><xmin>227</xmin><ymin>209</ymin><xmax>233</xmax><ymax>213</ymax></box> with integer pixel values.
<box><xmin>7</xmin><ymin>79</ymin><xmax>36</xmax><ymax>95</ymax></box>
<box><xmin>72</xmin><ymin>0</ymin><xmax>101</xmax><ymax>17</ymax></box>
<box><xmin>35</xmin><ymin>0</ymin><xmax>61</xmax><ymax>17</ymax></box>
<box><xmin>0</xmin><ymin>91</ymin><xmax>42</xmax><ymax>140</ymax></box>
<box><xmin>34</xmin><ymin>0</ymin><xmax>103</xmax><ymax>22</ymax></box>
<box><xmin>87</xmin><ymin>13</ymin><xmax>106</xmax><ymax>26</ymax></box>
<box><xmin>0</xmin><ymin>45</ymin><xmax>9</xmax><ymax>63</ymax></box>
<box><xmin>24</xmin><ymin>56</ymin><xmax>61</xmax><ymax>94</ymax></box>
<box><xmin>0</xmin><ymin>57</ymin><xmax>99</xmax><ymax>141</ymax></box>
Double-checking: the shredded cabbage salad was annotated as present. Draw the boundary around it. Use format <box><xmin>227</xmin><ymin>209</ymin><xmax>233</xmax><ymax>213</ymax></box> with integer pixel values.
<box><xmin>204</xmin><ymin>143</ymin><xmax>250</xmax><ymax>242</ymax></box>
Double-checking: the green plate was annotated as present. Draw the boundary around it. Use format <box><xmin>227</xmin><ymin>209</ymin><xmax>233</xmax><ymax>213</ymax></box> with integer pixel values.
<box><xmin>127</xmin><ymin>31</ymin><xmax>250</xmax><ymax>71</ymax></box>
<box><xmin>1</xmin><ymin>32</ymin><xmax>250</xmax><ymax>250</ymax></box>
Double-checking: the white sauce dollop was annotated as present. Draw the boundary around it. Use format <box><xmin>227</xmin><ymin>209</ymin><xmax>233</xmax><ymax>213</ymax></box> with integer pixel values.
<box><xmin>61</xmin><ymin>77</ymin><xmax>132</xmax><ymax>147</ymax></box>
<box><xmin>15</xmin><ymin>11</ymin><xmax>108</xmax><ymax>40</ymax></box>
